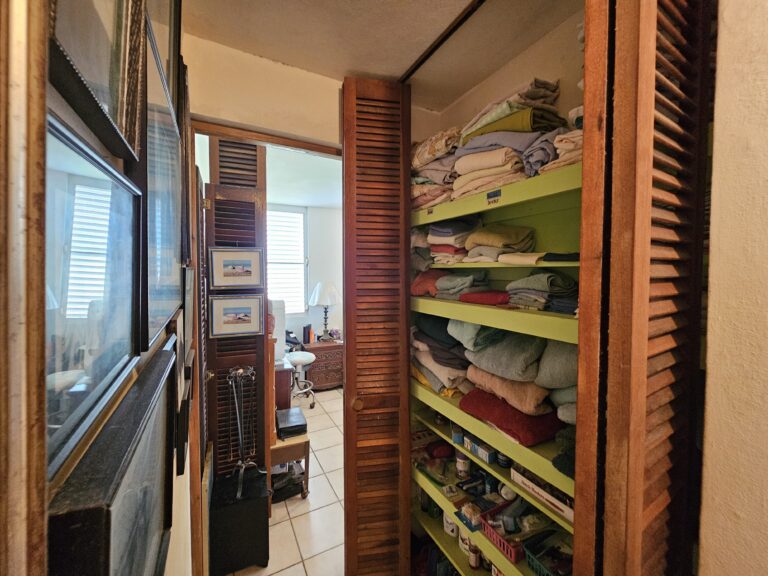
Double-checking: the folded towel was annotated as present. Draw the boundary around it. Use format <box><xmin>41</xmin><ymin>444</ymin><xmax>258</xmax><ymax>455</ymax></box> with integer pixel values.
<box><xmin>435</xmin><ymin>271</ymin><xmax>487</xmax><ymax>294</ymax></box>
<box><xmin>523</xmin><ymin>127</ymin><xmax>569</xmax><ymax>176</ymax></box>
<box><xmin>550</xmin><ymin>385</ymin><xmax>577</xmax><ymax>407</ymax></box>
<box><xmin>435</xmin><ymin>286</ymin><xmax>489</xmax><ymax>300</ymax></box>
<box><xmin>464</xmin><ymin>108</ymin><xmax>568</xmax><ymax>144</ymax></box>
<box><xmin>505</xmin><ymin>270</ymin><xmax>578</xmax><ymax>297</ymax></box>
<box><xmin>465</xmin><ymin>223</ymin><xmax>535</xmax><ymax>252</ymax></box>
<box><xmin>411</xmin><ymin>227</ymin><xmax>429</xmax><ymax>248</ymax></box>
<box><xmin>467</xmin><ymin>365</ymin><xmax>551</xmax><ymax>416</ymax></box>
<box><xmin>465</xmin><ymin>246</ymin><xmax>509</xmax><ymax>261</ymax></box>
<box><xmin>411</xmin><ymin>182</ymin><xmax>449</xmax><ymax>200</ymax></box>
<box><xmin>450</xmin><ymin>169</ymin><xmax>528</xmax><ymax>201</ymax></box>
<box><xmin>411</xmin><ymin>247</ymin><xmax>432</xmax><ymax>272</ymax></box>
<box><xmin>452</xmin><ymin>158</ymin><xmax>523</xmax><ymax>192</ymax></box>
<box><xmin>557</xmin><ymin>403</ymin><xmax>577</xmax><ymax>425</ymax></box>
<box><xmin>429</xmin><ymin>216</ymin><xmax>482</xmax><ymax>237</ymax></box>
<box><xmin>498</xmin><ymin>252</ymin><xmax>545</xmax><ymax>265</ymax></box>
<box><xmin>541</xmin><ymin>252</ymin><xmax>579</xmax><ymax>262</ymax></box>
<box><xmin>413</xmin><ymin>187</ymin><xmax>451</xmax><ymax>209</ymax></box>
<box><xmin>553</xmin><ymin>129</ymin><xmax>583</xmax><ymax>153</ymax></box>
<box><xmin>538</xmin><ymin>149</ymin><xmax>582</xmax><ymax>174</ymax></box>
<box><xmin>454</xmin><ymin>147</ymin><xmax>518</xmax><ymax>175</ymax></box>
<box><xmin>416</xmin><ymin>154</ymin><xmax>458</xmax><ymax>185</ymax></box>
<box><xmin>411</xmin><ymin>269</ymin><xmax>449</xmax><ymax>297</ymax></box>
<box><xmin>455</xmin><ymin>131</ymin><xmax>541</xmax><ymax>158</ymax></box>
<box><xmin>535</xmin><ymin>341</ymin><xmax>578</xmax><ymax>389</ymax></box>
<box><xmin>546</xmin><ymin>297</ymin><xmax>579</xmax><ymax>315</ymax></box>
<box><xmin>432</xmin><ymin>254</ymin><xmax>467</xmax><ymax>265</ymax></box>
<box><xmin>415</xmin><ymin>314</ymin><xmax>458</xmax><ymax>348</ymax></box>
<box><xmin>459</xmin><ymin>388</ymin><xmax>564</xmax><ymax>446</ymax></box>
<box><xmin>458</xmin><ymin>291</ymin><xmax>511</xmax><ymax>305</ymax></box>
<box><xmin>414</xmin><ymin>330</ymin><xmax>468</xmax><ymax>364</ymax></box>
<box><xmin>446</xmin><ymin>320</ymin><xmax>506</xmax><ymax>352</ymax></box>
<box><xmin>412</xmin><ymin>175</ymin><xmax>435</xmax><ymax>185</ymax></box>
<box><xmin>412</xmin><ymin>359</ymin><xmax>443</xmax><ymax>393</ymax></box>
<box><xmin>413</xmin><ymin>349</ymin><xmax>467</xmax><ymax>389</ymax></box>
<box><xmin>430</xmin><ymin>244</ymin><xmax>467</xmax><ymax>255</ymax></box>
<box><xmin>465</xmin><ymin>332</ymin><xmax>546</xmax><ymax>381</ymax></box>
<box><xmin>412</xmin><ymin>126</ymin><xmax>461</xmax><ymax>170</ymax></box>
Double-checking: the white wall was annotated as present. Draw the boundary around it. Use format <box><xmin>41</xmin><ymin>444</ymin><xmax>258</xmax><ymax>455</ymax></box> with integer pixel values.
<box><xmin>183</xmin><ymin>33</ymin><xmax>343</xmax><ymax>147</ymax></box>
<box><xmin>284</xmin><ymin>207</ymin><xmax>344</xmax><ymax>341</ymax></box>
<box><xmin>699</xmin><ymin>0</ymin><xmax>768</xmax><ymax>573</ymax></box>
<box><xmin>164</xmin><ymin>453</ymin><xmax>192</xmax><ymax>576</ymax></box>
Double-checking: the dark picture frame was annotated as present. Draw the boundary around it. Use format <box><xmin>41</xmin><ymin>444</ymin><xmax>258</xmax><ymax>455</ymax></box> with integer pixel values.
<box><xmin>45</xmin><ymin>114</ymin><xmax>142</xmax><ymax>478</ymax></box>
<box><xmin>208</xmin><ymin>247</ymin><xmax>265</xmax><ymax>290</ymax></box>
<box><xmin>49</xmin><ymin>0</ymin><xmax>145</xmax><ymax>159</ymax></box>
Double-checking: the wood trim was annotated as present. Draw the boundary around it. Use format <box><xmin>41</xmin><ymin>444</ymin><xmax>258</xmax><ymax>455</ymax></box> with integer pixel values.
<box><xmin>0</xmin><ymin>0</ymin><xmax>48</xmax><ymax>573</ymax></box>
<box><xmin>192</xmin><ymin>118</ymin><xmax>341</xmax><ymax>158</ymax></box>
<box><xmin>573</xmin><ymin>1</ymin><xmax>611</xmax><ymax>574</ymax></box>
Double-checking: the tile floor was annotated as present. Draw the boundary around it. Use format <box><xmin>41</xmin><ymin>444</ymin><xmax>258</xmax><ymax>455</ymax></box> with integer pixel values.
<box><xmin>237</xmin><ymin>388</ymin><xmax>345</xmax><ymax>576</ymax></box>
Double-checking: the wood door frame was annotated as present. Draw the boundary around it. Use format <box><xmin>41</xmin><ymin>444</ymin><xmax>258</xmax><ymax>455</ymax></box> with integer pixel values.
<box><xmin>0</xmin><ymin>0</ymin><xmax>49</xmax><ymax>573</ymax></box>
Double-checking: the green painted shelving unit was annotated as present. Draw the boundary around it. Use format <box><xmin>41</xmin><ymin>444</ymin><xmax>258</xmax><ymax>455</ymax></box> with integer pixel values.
<box><xmin>411</xmin><ymin>297</ymin><xmax>578</xmax><ymax>345</ymax></box>
<box><xmin>430</xmin><ymin>261</ymin><xmax>579</xmax><ymax>269</ymax></box>
<box><xmin>414</xmin><ymin>467</ymin><xmax>535</xmax><ymax>576</ymax></box>
<box><xmin>411</xmin><ymin>163</ymin><xmax>582</xmax><ymax>226</ymax></box>
<box><xmin>413</xmin><ymin>410</ymin><xmax>573</xmax><ymax>533</ymax></box>
<box><xmin>413</xmin><ymin>510</ymin><xmax>487</xmax><ymax>576</ymax></box>
<box><xmin>412</xmin><ymin>381</ymin><xmax>574</xmax><ymax>497</ymax></box>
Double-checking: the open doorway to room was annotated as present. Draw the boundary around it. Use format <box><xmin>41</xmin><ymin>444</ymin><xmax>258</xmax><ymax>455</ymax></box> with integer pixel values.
<box><xmin>193</xmin><ymin>123</ymin><xmax>345</xmax><ymax>576</ymax></box>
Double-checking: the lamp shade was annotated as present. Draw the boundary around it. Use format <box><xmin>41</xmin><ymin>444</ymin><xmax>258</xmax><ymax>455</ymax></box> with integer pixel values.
<box><xmin>308</xmin><ymin>281</ymin><xmax>341</xmax><ymax>307</ymax></box>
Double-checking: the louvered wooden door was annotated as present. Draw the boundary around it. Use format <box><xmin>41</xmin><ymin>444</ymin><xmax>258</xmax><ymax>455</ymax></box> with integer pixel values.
<box><xmin>204</xmin><ymin>137</ymin><xmax>268</xmax><ymax>475</ymax></box>
<box><xmin>605</xmin><ymin>1</ymin><xmax>714</xmax><ymax>574</ymax></box>
<box><xmin>342</xmin><ymin>77</ymin><xmax>411</xmax><ymax>575</ymax></box>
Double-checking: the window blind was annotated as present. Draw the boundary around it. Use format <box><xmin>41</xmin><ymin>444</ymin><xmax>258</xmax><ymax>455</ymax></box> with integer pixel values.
<box><xmin>65</xmin><ymin>185</ymin><xmax>112</xmax><ymax>319</ymax></box>
<box><xmin>266</xmin><ymin>209</ymin><xmax>306</xmax><ymax>314</ymax></box>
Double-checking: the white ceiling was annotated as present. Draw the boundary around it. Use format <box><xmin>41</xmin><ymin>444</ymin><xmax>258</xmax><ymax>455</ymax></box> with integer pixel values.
<box><xmin>266</xmin><ymin>146</ymin><xmax>342</xmax><ymax>208</ymax></box>
<box><xmin>183</xmin><ymin>0</ymin><xmax>582</xmax><ymax>111</ymax></box>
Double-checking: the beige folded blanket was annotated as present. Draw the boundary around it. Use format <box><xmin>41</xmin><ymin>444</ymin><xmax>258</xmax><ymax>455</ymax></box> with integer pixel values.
<box><xmin>465</xmin><ymin>223</ymin><xmax>535</xmax><ymax>252</ymax></box>
<box><xmin>497</xmin><ymin>252</ymin><xmax>545</xmax><ymax>265</ymax></box>
<box><xmin>454</xmin><ymin>147</ymin><xmax>516</xmax><ymax>175</ymax></box>
<box><xmin>451</xmin><ymin>170</ymin><xmax>528</xmax><ymax>201</ymax></box>
<box><xmin>413</xmin><ymin>349</ymin><xmax>467</xmax><ymax>389</ymax></box>
<box><xmin>467</xmin><ymin>364</ymin><xmax>551</xmax><ymax>416</ymax></box>
<box><xmin>452</xmin><ymin>158</ymin><xmax>523</xmax><ymax>191</ymax></box>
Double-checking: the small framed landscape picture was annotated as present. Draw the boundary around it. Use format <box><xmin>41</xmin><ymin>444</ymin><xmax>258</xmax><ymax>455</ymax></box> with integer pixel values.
<box><xmin>209</xmin><ymin>295</ymin><xmax>264</xmax><ymax>338</ymax></box>
<box><xmin>209</xmin><ymin>247</ymin><xmax>264</xmax><ymax>289</ymax></box>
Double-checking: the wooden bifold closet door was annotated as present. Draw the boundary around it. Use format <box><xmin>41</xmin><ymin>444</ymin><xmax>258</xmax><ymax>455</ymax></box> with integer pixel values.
<box><xmin>342</xmin><ymin>77</ymin><xmax>411</xmax><ymax>575</ymax></box>
<box><xmin>605</xmin><ymin>0</ymin><xmax>714</xmax><ymax>574</ymax></box>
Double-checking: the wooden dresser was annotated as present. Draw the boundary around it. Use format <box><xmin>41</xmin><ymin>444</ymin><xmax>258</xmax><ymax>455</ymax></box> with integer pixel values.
<box><xmin>304</xmin><ymin>341</ymin><xmax>344</xmax><ymax>391</ymax></box>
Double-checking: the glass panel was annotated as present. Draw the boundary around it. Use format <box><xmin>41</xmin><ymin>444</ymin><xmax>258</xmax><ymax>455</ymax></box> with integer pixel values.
<box><xmin>147</xmin><ymin>0</ymin><xmax>174</xmax><ymax>90</ymax></box>
<box><xmin>146</xmin><ymin>40</ymin><xmax>183</xmax><ymax>342</ymax></box>
<box><xmin>46</xmin><ymin>126</ymin><xmax>136</xmax><ymax>466</ymax></box>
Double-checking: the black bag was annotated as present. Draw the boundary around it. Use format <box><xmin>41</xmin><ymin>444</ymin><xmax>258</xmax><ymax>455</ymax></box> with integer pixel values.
<box><xmin>276</xmin><ymin>407</ymin><xmax>307</xmax><ymax>439</ymax></box>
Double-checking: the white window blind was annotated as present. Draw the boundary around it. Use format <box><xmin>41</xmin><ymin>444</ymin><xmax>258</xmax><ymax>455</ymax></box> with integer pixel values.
<box><xmin>65</xmin><ymin>185</ymin><xmax>112</xmax><ymax>319</ymax></box>
<box><xmin>267</xmin><ymin>209</ymin><xmax>306</xmax><ymax>314</ymax></box>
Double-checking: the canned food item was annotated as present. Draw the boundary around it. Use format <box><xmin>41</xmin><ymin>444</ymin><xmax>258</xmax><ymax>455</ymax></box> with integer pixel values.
<box><xmin>450</xmin><ymin>422</ymin><xmax>464</xmax><ymax>444</ymax></box>
<box><xmin>458</xmin><ymin>525</ymin><xmax>471</xmax><ymax>555</ymax></box>
<box><xmin>456</xmin><ymin>452</ymin><xmax>471</xmax><ymax>479</ymax></box>
<box><xmin>443</xmin><ymin>512</ymin><xmax>458</xmax><ymax>538</ymax></box>
<box><xmin>468</xmin><ymin>543</ymin><xmax>481</xmax><ymax>568</ymax></box>
<box><xmin>496</xmin><ymin>453</ymin><xmax>512</xmax><ymax>468</ymax></box>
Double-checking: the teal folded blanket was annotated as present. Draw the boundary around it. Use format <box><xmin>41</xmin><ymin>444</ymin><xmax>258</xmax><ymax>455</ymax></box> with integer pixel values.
<box><xmin>435</xmin><ymin>271</ymin><xmax>488</xmax><ymax>295</ymax></box>
<box><xmin>505</xmin><ymin>269</ymin><xmax>578</xmax><ymax>297</ymax></box>
<box><xmin>550</xmin><ymin>385</ymin><xmax>577</xmax><ymax>406</ymax></box>
<box><xmin>447</xmin><ymin>319</ymin><xmax>506</xmax><ymax>352</ymax></box>
<box><xmin>465</xmin><ymin>332</ymin><xmax>546</xmax><ymax>381</ymax></box>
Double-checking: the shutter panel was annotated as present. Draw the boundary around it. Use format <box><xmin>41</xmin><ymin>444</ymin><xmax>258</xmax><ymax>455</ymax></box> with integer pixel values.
<box><xmin>343</xmin><ymin>77</ymin><xmax>410</xmax><ymax>575</ymax></box>
<box><xmin>605</xmin><ymin>1</ymin><xmax>714</xmax><ymax>574</ymax></box>
<box><xmin>204</xmin><ymin>137</ymin><xmax>268</xmax><ymax>476</ymax></box>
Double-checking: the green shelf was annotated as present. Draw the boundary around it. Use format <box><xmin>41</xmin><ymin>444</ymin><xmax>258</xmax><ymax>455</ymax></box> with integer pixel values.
<box><xmin>412</xmin><ymin>381</ymin><xmax>574</xmax><ymax>497</ymax></box>
<box><xmin>430</xmin><ymin>261</ymin><xmax>579</xmax><ymax>269</ymax></box>
<box><xmin>413</xmin><ymin>510</ymin><xmax>487</xmax><ymax>576</ymax></box>
<box><xmin>414</xmin><ymin>467</ymin><xmax>535</xmax><ymax>576</ymax></box>
<box><xmin>411</xmin><ymin>297</ymin><xmax>578</xmax><ymax>344</ymax></box>
<box><xmin>411</xmin><ymin>163</ymin><xmax>582</xmax><ymax>226</ymax></box>
<box><xmin>413</xmin><ymin>410</ymin><xmax>573</xmax><ymax>533</ymax></box>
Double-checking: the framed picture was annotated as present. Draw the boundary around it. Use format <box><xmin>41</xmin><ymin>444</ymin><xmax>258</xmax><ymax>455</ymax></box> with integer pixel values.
<box><xmin>209</xmin><ymin>295</ymin><xmax>264</xmax><ymax>339</ymax></box>
<box><xmin>209</xmin><ymin>247</ymin><xmax>264</xmax><ymax>290</ymax></box>
<box><xmin>49</xmin><ymin>0</ymin><xmax>145</xmax><ymax>159</ymax></box>
<box><xmin>45</xmin><ymin>114</ymin><xmax>141</xmax><ymax>475</ymax></box>
<box><xmin>183</xmin><ymin>267</ymin><xmax>195</xmax><ymax>362</ymax></box>
<box><xmin>145</xmin><ymin>22</ymin><xmax>183</xmax><ymax>347</ymax></box>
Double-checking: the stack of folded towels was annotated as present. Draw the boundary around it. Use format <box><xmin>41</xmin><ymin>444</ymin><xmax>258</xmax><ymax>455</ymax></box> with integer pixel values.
<box><xmin>411</xmin><ymin>127</ymin><xmax>460</xmax><ymax>210</ymax></box>
<box><xmin>539</xmin><ymin>129</ymin><xmax>584</xmax><ymax>174</ymax></box>
<box><xmin>410</xmin><ymin>227</ymin><xmax>432</xmax><ymax>272</ymax></box>
<box><xmin>505</xmin><ymin>270</ymin><xmax>579</xmax><ymax>315</ymax></box>
<box><xmin>426</xmin><ymin>216</ymin><xmax>480</xmax><ymax>264</ymax></box>
<box><xmin>463</xmin><ymin>222</ymin><xmax>535</xmax><ymax>263</ymax></box>
<box><xmin>410</xmin><ymin>314</ymin><xmax>472</xmax><ymax>397</ymax></box>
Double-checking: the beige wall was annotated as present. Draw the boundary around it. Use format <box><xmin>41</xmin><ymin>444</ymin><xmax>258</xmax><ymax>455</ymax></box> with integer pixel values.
<box><xmin>699</xmin><ymin>0</ymin><xmax>768</xmax><ymax>573</ymax></box>
<box><xmin>183</xmin><ymin>33</ymin><xmax>343</xmax><ymax>147</ymax></box>
<box><xmin>164</xmin><ymin>453</ymin><xmax>193</xmax><ymax>575</ymax></box>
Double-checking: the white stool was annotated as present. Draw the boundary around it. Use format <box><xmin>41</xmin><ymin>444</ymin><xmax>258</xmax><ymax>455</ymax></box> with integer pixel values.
<box><xmin>286</xmin><ymin>351</ymin><xmax>317</xmax><ymax>409</ymax></box>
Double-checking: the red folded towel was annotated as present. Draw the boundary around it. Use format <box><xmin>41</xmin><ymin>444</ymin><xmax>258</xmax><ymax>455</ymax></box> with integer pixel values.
<box><xmin>429</xmin><ymin>244</ymin><xmax>467</xmax><ymax>254</ymax></box>
<box><xmin>411</xmin><ymin>269</ymin><xmax>449</xmax><ymax>297</ymax></box>
<box><xmin>458</xmin><ymin>388</ymin><xmax>563</xmax><ymax>446</ymax></box>
<box><xmin>459</xmin><ymin>290</ymin><xmax>510</xmax><ymax>305</ymax></box>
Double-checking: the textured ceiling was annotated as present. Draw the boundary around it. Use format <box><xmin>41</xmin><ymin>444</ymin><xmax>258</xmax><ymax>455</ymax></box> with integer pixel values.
<box><xmin>182</xmin><ymin>0</ymin><xmax>471</xmax><ymax>82</ymax></box>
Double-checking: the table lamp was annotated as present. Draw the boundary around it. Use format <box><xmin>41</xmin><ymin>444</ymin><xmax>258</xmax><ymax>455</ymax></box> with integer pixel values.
<box><xmin>308</xmin><ymin>281</ymin><xmax>341</xmax><ymax>341</ymax></box>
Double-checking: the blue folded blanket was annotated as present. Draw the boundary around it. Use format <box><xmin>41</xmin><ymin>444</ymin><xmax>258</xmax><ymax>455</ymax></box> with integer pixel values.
<box><xmin>522</xmin><ymin>127</ymin><xmax>568</xmax><ymax>176</ymax></box>
<box><xmin>455</xmin><ymin>131</ymin><xmax>541</xmax><ymax>158</ymax></box>
<box><xmin>429</xmin><ymin>215</ymin><xmax>481</xmax><ymax>237</ymax></box>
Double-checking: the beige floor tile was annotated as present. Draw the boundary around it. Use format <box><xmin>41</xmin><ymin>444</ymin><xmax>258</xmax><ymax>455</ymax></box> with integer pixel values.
<box><xmin>314</xmin><ymin>444</ymin><xmax>344</xmax><ymax>473</ymax></box>
<box><xmin>327</xmin><ymin>410</ymin><xmax>344</xmax><ymax>429</ymax></box>
<box><xmin>318</xmin><ymin>398</ymin><xmax>343</xmax><ymax>413</ymax></box>
<box><xmin>294</xmin><ymin>396</ymin><xmax>324</xmax><ymax>414</ymax></box>
<box><xmin>308</xmin><ymin>427</ymin><xmax>343</xmax><ymax>450</ymax></box>
<box><xmin>286</xmin><ymin>474</ymin><xmax>338</xmax><ymax>518</ymax></box>
<box><xmin>326</xmin><ymin>468</ymin><xmax>344</xmax><ymax>501</ymax></box>
<box><xmin>313</xmin><ymin>389</ymin><xmax>341</xmax><ymax>403</ymax></box>
<box><xmin>307</xmin><ymin>451</ymin><xmax>321</xmax><ymax>478</ymax></box>
<box><xmin>272</xmin><ymin>564</ymin><xmax>306</xmax><ymax>576</ymax></box>
<box><xmin>305</xmin><ymin>413</ymin><xmax>334</xmax><ymax>433</ymax></box>
<box><xmin>269</xmin><ymin>501</ymin><xmax>289</xmax><ymax>526</ymax></box>
<box><xmin>303</xmin><ymin>544</ymin><xmax>344</xmax><ymax>576</ymax></box>
<box><xmin>238</xmin><ymin>520</ymin><xmax>301</xmax><ymax>575</ymax></box>
<box><xmin>335</xmin><ymin>388</ymin><xmax>344</xmax><ymax>397</ymax></box>
<box><xmin>291</xmin><ymin>502</ymin><xmax>345</xmax><ymax>560</ymax></box>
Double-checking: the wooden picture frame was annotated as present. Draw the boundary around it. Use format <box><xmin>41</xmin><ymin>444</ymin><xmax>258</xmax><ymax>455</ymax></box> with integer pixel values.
<box><xmin>209</xmin><ymin>295</ymin><xmax>264</xmax><ymax>339</ymax></box>
<box><xmin>49</xmin><ymin>0</ymin><xmax>145</xmax><ymax>159</ymax></box>
<box><xmin>208</xmin><ymin>247</ymin><xmax>264</xmax><ymax>290</ymax></box>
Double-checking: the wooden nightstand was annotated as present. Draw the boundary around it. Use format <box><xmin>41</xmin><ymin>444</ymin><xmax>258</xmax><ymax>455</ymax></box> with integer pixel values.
<box><xmin>304</xmin><ymin>341</ymin><xmax>344</xmax><ymax>391</ymax></box>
